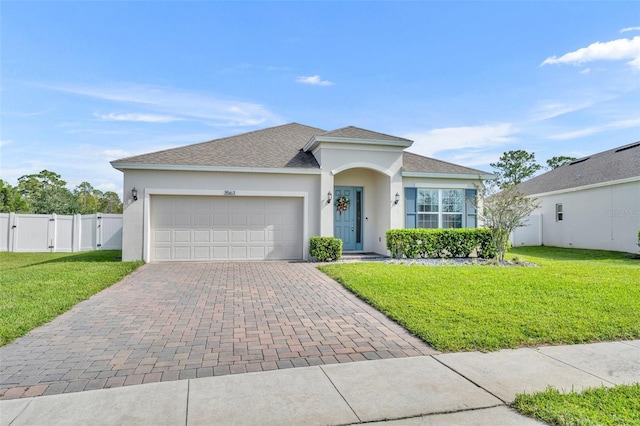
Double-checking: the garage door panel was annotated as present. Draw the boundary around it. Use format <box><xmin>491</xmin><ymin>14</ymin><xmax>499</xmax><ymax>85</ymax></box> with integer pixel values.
<box><xmin>193</xmin><ymin>214</ymin><xmax>211</xmax><ymax>226</ymax></box>
<box><xmin>173</xmin><ymin>213</ymin><xmax>191</xmax><ymax>226</ymax></box>
<box><xmin>213</xmin><ymin>214</ymin><xmax>229</xmax><ymax>225</ymax></box>
<box><xmin>231</xmin><ymin>246</ymin><xmax>247</xmax><ymax>259</ymax></box>
<box><xmin>249</xmin><ymin>246</ymin><xmax>266</xmax><ymax>258</ymax></box>
<box><xmin>212</xmin><ymin>230</ymin><xmax>228</xmax><ymax>242</ymax></box>
<box><xmin>193</xmin><ymin>230</ymin><xmax>211</xmax><ymax>243</ymax></box>
<box><xmin>154</xmin><ymin>230</ymin><xmax>172</xmax><ymax>243</ymax></box>
<box><xmin>231</xmin><ymin>214</ymin><xmax>247</xmax><ymax>226</ymax></box>
<box><xmin>230</xmin><ymin>230</ymin><xmax>247</xmax><ymax>242</ymax></box>
<box><xmin>151</xmin><ymin>195</ymin><xmax>302</xmax><ymax>261</ymax></box>
<box><xmin>249</xmin><ymin>230</ymin><xmax>265</xmax><ymax>242</ymax></box>
<box><xmin>154</xmin><ymin>247</ymin><xmax>171</xmax><ymax>261</ymax></box>
<box><xmin>174</xmin><ymin>230</ymin><xmax>191</xmax><ymax>243</ymax></box>
<box><xmin>174</xmin><ymin>247</ymin><xmax>191</xmax><ymax>260</ymax></box>
<box><xmin>193</xmin><ymin>246</ymin><xmax>210</xmax><ymax>259</ymax></box>
<box><xmin>212</xmin><ymin>246</ymin><xmax>229</xmax><ymax>258</ymax></box>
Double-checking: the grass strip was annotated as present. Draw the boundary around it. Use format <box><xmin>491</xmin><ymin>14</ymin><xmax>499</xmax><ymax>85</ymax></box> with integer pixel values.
<box><xmin>318</xmin><ymin>247</ymin><xmax>640</xmax><ymax>352</ymax></box>
<box><xmin>0</xmin><ymin>251</ymin><xmax>143</xmax><ymax>346</ymax></box>
<box><xmin>513</xmin><ymin>384</ymin><xmax>640</xmax><ymax>425</ymax></box>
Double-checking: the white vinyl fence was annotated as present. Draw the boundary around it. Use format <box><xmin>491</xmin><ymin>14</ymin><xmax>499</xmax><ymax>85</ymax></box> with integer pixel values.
<box><xmin>0</xmin><ymin>213</ymin><xmax>122</xmax><ymax>253</ymax></box>
<box><xmin>510</xmin><ymin>214</ymin><xmax>542</xmax><ymax>247</ymax></box>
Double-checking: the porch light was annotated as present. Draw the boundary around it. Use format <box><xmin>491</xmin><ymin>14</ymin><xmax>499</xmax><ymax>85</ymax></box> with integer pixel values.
<box><xmin>327</xmin><ymin>191</ymin><xmax>332</xmax><ymax>204</ymax></box>
<box><xmin>394</xmin><ymin>192</ymin><xmax>400</xmax><ymax>205</ymax></box>
<box><xmin>131</xmin><ymin>187</ymin><xmax>138</xmax><ymax>201</ymax></box>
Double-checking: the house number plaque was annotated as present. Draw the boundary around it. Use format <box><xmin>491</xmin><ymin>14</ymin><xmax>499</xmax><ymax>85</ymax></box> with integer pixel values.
<box><xmin>224</xmin><ymin>190</ymin><xmax>236</xmax><ymax>196</ymax></box>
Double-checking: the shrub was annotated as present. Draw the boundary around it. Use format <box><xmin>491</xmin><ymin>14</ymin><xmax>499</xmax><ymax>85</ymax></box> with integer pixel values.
<box><xmin>386</xmin><ymin>228</ymin><xmax>495</xmax><ymax>259</ymax></box>
<box><xmin>638</xmin><ymin>230</ymin><xmax>640</xmax><ymax>249</ymax></box>
<box><xmin>309</xmin><ymin>236</ymin><xmax>342</xmax><ymax>262</ymax></box>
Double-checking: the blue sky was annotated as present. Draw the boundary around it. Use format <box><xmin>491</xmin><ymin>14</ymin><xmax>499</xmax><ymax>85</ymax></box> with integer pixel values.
<box><xmin>2</xmin><ymin>1</ymin><xmax>639</xmax><ymax>197</ymax></box>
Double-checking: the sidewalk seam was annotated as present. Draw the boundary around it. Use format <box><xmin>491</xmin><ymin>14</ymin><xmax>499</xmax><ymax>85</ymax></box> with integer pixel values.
<box><xmin>184</xmin><ymin>379</ymin><xmax>190</xmax><ymax>426</ymax></box>
<box><xmin>430</xmin><ymin>354</ymin><xmax>509</xmax><ymax>404</ymax></box>
<box><xmin>6</xmin><ymin>397</ymin><xmax>33</xmax><ymax>426</ymax></box>
<box><xmin>531</xmin><ymin>348</ymin><xmax>617</xmax><ymax>386</ymax></box>
<box><xmin>318</xmin><ymin>365</ymin><xmax>363</xmax><ymax>424</ymax></box>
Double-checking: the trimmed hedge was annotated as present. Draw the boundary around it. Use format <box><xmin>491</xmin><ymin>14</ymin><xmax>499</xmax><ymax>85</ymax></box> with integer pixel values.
<box><xmin>309</xmin><ymin>236</ymin><xmax>343</xmax><ymax>262</ymax></box>
<box><xmin>386</xmin><ymin>228</ymin><xmax>495</xmax><ymax>259</ymax></box>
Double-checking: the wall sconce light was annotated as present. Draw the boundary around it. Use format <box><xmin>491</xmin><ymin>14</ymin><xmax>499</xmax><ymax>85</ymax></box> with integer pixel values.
<box><xmin>327</xmin><ymin>191</ymin><xmax>333</xmax><ymax>204</ymax></box>
<box><xmin>131</xmin><ymin>187</ymin><xmax>138</xmax><ymax>201</ymax></box>
<box><xmin>394</xmin><ymin>192</ymin><xmax>400</xmax><ymax>205</ymax></box>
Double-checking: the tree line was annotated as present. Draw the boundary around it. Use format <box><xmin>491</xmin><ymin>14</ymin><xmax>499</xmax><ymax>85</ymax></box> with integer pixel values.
<box><xmin>0</xmin><ymin>170</ymin><xmax>123</xmax><ymax>215</ymax></box>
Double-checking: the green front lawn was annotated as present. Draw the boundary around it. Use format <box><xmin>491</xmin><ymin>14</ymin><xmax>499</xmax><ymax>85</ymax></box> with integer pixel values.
<box><xmin>319</xmin><ymin>247</ymin><xmax>640</xmax><ymax>352</ymax></box>
<box><xmin>0</xmin><ymin>251</ymin><xmax>143</xmax><ymax>346</ymax></box>
<box><xmin>513</xmin><ymin>384</ymin><xmax>640</xmax><ymax>426</ymax></box>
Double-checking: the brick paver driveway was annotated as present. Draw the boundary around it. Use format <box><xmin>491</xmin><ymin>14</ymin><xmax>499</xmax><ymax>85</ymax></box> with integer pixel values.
<box><xmin>0</xmin><ymin>262</ymin><xmax>436</xmax><ymax>399</ymax></box>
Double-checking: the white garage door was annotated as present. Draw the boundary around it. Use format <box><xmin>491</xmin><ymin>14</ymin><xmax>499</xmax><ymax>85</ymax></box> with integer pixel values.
<box><xmin>150</xmin><ymin>195</ymin><xmax>303</xmax><ymax>261</ymax></box>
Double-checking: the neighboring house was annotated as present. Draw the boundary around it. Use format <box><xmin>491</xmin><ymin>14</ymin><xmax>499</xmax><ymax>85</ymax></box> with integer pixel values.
<box><xmin>111</xmin><ymin>123</ymin><xmax>493</xmax><ymax>262</ymax></box>
<box><xmin>515</xmin><ymin>141</ymin><xmax>640</xmax><ymax>253</ymax></box>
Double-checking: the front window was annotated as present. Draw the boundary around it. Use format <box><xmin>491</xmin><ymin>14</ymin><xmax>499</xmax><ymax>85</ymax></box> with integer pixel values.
<box><xmin>417</xmin><ymin>189</ymin><xmax>464</xmax><ymax>228</ymax></box>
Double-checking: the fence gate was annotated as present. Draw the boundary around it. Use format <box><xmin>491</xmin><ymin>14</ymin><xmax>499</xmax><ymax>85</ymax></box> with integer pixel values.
<box><xmin>0</xmin><ymin>212</ymin><xmax>122</xmax><ymax>253</ymax></box>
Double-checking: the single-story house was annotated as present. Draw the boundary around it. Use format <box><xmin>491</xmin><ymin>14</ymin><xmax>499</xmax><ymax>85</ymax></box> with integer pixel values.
<box><xmin>111</xmin><ymin>123</ymin><xmax>493</xmax><ymax>262</ymax></box>
<box><xmin>514</xmin><ymin>141</ymin><xmax>640</xmax><ymax>253</ymax></box>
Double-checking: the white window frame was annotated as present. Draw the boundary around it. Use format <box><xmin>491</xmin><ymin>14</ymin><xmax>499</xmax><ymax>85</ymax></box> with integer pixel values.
<box><xmin>555</xmin><ymin>203</ymin><xmax>563</xmax><ymax>222</ymax></box>
<box><xmin>416</xmin><ymin>188</ymin><xmax>465</xmax><ymax>229</ymax></box>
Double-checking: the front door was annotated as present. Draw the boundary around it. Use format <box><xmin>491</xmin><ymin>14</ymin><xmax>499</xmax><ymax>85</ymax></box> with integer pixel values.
<box><xmin>334</xmin><ymin>186</ymin><xmax>363</xmax><ymax>251</ymax></box>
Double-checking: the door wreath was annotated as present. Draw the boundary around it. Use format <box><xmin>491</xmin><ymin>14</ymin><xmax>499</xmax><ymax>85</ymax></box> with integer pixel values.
<box><xmin>335</xmin><ymin>196</ymin><xmax>350</xmax><ymax>214</ymax></box>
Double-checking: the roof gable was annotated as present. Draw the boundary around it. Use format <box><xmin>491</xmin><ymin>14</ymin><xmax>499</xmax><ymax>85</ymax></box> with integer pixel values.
<box><xmin>319</xmin><ymin>126</ymin><xmax>413</xmax><ymax>143</ymax></box>
<box><xmin>517</xmin><ymin>141</ymin><xmax>640</xmax><ymax>195</ymax></box>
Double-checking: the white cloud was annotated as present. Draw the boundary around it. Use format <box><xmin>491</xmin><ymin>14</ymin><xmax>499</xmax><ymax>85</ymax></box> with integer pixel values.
<box><xmin>542</xmin><ymin>36</ymin><xmax>640</xmax><ymax>70</ymax></box>
<box><xmin>45</xmin><ymin>83</ymin><xmax>281</xmax><ymax>127</ymax></box>
<box><xmin>404</xmin><ymin>123</ymin><xmax>519</xmax><ymax>157</ymax></box>
<box><xmin>620</xmin><ymin>27</ymin><xmax>640</xmax><ymax>33</ymax></box>
<box><xmin>296</xmin><ymin>75</ymin><xmax>334</xmax><ymax>86</ymax></box>
<box><xmin>96</xmin><ymin>113</ymin><xmax>182</xmax><ymax>123</ymax></box>
<box><xmin>548</xmin><ymin>117</ymin><xmax>640</xmax><ymax>140</ymax></box>
<box><xmin>0</xmin><ymin>139</ymin><xmax>11</xmax><ymax>147</ymax></box>
<box><xmin>579</xmin><ymin>68</ymin><xmax>591</xmax><ymax>74</ymax></box>
<box><xmin>530</xmin><ymin>100</ymin><xmax>596</xmax><ymax>121</ymax></box>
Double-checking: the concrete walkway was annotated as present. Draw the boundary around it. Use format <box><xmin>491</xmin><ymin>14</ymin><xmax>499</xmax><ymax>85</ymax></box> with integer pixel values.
<box><xmin>3</xmin><ymin>340</ymin><xmax>638</xmax><ymax>425</ymax></box>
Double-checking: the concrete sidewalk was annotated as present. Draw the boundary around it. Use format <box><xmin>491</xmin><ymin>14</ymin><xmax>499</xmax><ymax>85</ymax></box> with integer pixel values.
<box><xmin>2</xmin><ymin>340</ymin><xmax>638</xmax><ymax>425</ymax></box>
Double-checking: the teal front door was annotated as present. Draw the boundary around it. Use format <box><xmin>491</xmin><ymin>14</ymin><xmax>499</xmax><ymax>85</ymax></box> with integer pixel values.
<box><xmin>334</xmin><ymin>186</ymin><xmax>363</xmax><ymax>251</ymax></box>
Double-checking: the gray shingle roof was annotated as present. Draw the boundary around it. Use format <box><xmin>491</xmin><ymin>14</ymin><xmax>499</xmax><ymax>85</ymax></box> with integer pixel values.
<box><xmin>112</xmin><ymin>123</ymin><xmax>324</xmax><ymax>169</ymax></box>
<box><xmin>111</xmin><ymin>122</ymin><xmax>491</xmax><ymax>177</ymax></box>
<box><xmin>402</xmin><ymin>152</ymin><xmax>493</xmax><ymax>176</ymax></box>
<box><xmin>517</xmin><ymin>142</ymin><xmax>640</xmax><ymax>195</ymax></box>
<box><xmin>319</xmin><ymin>126</ymin><xmax>413</xmax><ymax>143</ymax></box>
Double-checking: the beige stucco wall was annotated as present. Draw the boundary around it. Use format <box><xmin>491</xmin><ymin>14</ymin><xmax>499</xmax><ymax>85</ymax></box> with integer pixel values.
<box><xmin>119</xmin><ymin>148</ymin><xmax>488</xmax><ymax>260</ymax></box>
<box><xmin>334</xmin><ymin>168</ymin><xmax>396</xmax><ymax>254</ymax></box>
<box><xmin>121</xmin><ymin>169</ymin><xmax>320</xmax><ymax>261</ymax></box>
<box><xmin>533</xmin><ymin>180</ymin><xmax>640</xmax><ymax>253</ymax></box>
<box><xmin>313</xmin><ymin>143</ymin><xmax>405</xmax><ymax>243</ymax></box>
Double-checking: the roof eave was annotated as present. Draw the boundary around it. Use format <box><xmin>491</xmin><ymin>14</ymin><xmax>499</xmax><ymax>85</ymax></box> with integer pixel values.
<box><xmin>403</xmin><ymin>171</ymin><xmax>495</xmax><ymax>180</ymax></box>
<box><xmin>110</xmin><ymin>162</ymin><xmax>321</xmax><ymax>175</ymax></box>
<box><xmin>303</xmin><ymin>135</ymin><xmax>413</xmax><ymax>152</ymax></box>
<box><xmin>521</xmin><ymin>175</ymin><xmax>640</xmax><ymax>197</ymax></box>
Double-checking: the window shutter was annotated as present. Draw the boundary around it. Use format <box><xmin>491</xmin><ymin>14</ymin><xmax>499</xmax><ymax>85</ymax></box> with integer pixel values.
<box><xmin>405</xmin><ymin>188</ymin><xmax>417</xmax><ymax>228</ymax></box>
<box><xmin>465</xmin><ymin>188</ymin><xmax>477</xmax><ymax>228</ymax></box>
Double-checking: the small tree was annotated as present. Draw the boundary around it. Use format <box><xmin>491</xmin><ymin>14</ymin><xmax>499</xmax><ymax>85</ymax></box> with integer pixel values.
<box><xmin>474</xmin><ymin>182</ymin><xmax>539</xmax><ymax>262</ymax></box>
<box><xmin>490</xmin><ymin>150</ymin><xmax>542</xmax><ymax>188</ymax></box>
